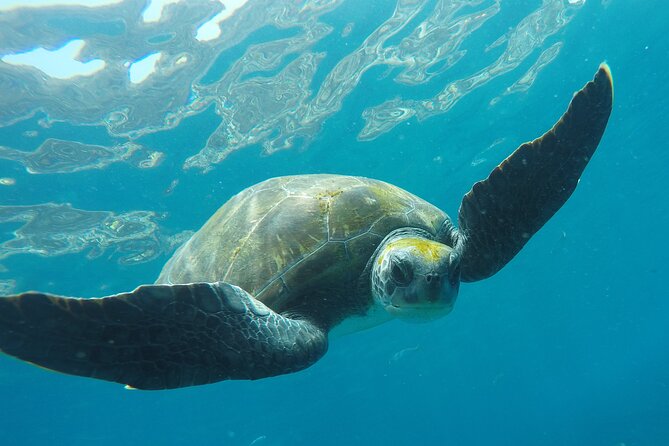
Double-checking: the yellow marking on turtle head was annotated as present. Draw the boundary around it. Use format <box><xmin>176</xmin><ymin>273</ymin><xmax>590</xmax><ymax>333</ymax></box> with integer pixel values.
<box><xmin>379</xmin><ymin>237</ymin><xmax>450</xmax><ymax>264</ymax></box>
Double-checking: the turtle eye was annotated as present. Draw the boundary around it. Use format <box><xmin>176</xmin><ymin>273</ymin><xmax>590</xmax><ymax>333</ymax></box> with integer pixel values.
<box><xmin>390</xmin><ymin>257</ymin><xmax>413</xmax><ymax>286</ymax></box>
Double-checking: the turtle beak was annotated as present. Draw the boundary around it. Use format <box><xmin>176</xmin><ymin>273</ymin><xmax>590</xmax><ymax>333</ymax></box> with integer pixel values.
<box><xmin>388</xmin><ymin>272</ymin><xmax>458</xmax><ymax>322</ymax></box>
<box><xmin>422</xmin><ymin>249</ymin><xmax>460</xmax><ymax>307</ymax></box>
<box><xmin>424</xmin><ymin>272</ymin><xmax>458</xmax><ymax>307</ymax></box>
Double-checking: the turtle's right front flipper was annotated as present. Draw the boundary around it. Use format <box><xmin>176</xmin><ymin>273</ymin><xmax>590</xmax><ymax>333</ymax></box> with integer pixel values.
<box><xmin>457</xmin><ymin>64</ymin><xmax>614</xmax><ymax>281</ymax></box>
<box><xmin>0</xmin><ymin>282</ymin><xmax>327</xmax><ymax>390</ymax></box>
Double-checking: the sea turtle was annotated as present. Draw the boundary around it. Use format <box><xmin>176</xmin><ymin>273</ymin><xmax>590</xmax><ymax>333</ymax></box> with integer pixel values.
<box><xmin>0</xmin><ymin>65</ymin><xmax>613</xmax><ymax>390</ymax></box>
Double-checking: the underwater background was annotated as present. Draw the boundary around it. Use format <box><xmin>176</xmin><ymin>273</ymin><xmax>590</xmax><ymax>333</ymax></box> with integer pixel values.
<box><xmin>0</xmin><ymin>0</ymin><xmax>667</xmax><ymax>445</ymax></box>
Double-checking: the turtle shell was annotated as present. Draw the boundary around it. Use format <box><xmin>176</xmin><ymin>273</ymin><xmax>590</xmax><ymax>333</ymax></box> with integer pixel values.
<box><xmin>157</xmin><ymin>174</ymin><xmax>448</xmax><ymax>328</ymax></box>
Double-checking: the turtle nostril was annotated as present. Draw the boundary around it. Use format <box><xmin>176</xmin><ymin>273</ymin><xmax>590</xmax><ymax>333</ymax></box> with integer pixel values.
<box><xmin>426</xmin><ymin>273</ymin><xmax>439</xmax><ymax>284</ymax></box>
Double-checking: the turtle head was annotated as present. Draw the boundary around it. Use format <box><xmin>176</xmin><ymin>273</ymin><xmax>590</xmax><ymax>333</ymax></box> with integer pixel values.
<box><xmin>371</xmin><ymin>234</ymin><xmax>460</xmax><ymax>321</ymax></box>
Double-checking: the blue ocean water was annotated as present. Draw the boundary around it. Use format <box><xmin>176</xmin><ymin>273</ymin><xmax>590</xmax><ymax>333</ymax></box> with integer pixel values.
<box><xmin>0</xmin><ymin>1</ymin><xmax>667</xmax><ymax>445</ymax></box>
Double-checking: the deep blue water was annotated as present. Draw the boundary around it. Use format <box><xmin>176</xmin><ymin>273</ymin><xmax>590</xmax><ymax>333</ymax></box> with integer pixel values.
<box><xmin>1</xmin><ymin>1</ymin><xmax>668</xmax><ymax>445</ymax></box>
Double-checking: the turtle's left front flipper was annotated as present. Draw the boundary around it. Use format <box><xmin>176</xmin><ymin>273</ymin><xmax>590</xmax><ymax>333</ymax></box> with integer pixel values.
<box><xmin>0</xmin><ymin>282</ymin><xmax>327</xmax><ymax>390</ymax></box>
<box><xmin>457</xmin><ymin>64</ymin><xmax>614</xmax><ymax>282</ymax></box>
